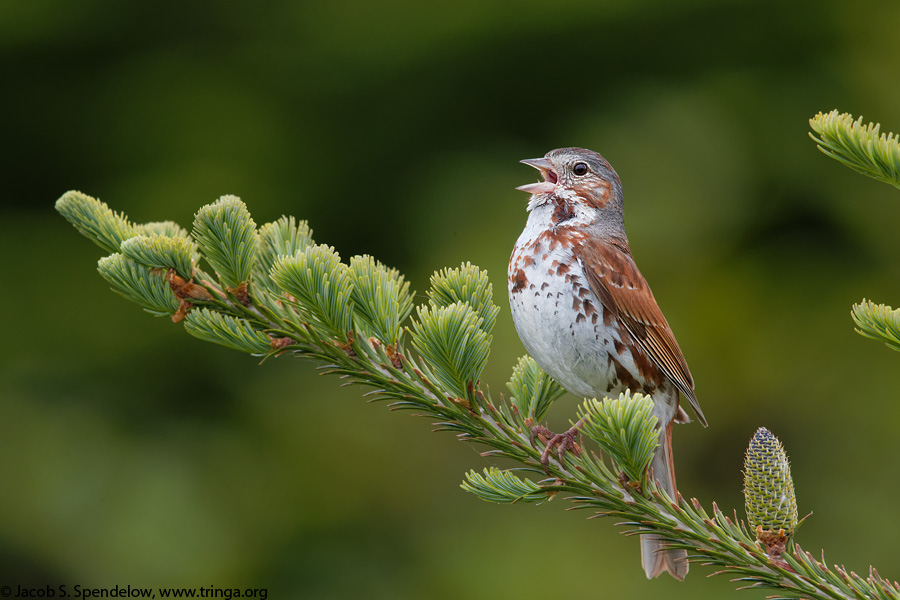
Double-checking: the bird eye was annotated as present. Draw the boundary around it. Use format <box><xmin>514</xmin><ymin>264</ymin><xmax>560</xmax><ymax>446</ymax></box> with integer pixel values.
<box><xmin>572</xmin><ymin>162</ymin><xmax>588</xmax><ymax>176</ymax></box>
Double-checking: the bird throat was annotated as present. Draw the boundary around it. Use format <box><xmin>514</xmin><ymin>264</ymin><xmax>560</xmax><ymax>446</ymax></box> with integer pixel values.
<box><xmin>551</xmin><ymin>197</ymin><xmax>575</xmax><ymax>225</ymax></box>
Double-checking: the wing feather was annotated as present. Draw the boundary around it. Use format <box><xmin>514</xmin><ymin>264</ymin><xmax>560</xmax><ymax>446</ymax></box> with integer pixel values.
<box><xmin>575</xmin><ymin>238</ymin><xmax>706</xmax><ymax>426</ymax></box>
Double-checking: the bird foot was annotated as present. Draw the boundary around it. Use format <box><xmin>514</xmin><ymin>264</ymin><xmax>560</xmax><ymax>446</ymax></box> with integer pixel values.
<box><xmin>530</xmin><ymin>425</ymin><xmax>582</xmax><ymax>474</ymax></box>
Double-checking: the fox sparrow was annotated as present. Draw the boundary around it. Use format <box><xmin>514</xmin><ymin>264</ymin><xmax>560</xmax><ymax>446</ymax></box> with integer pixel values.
<box><xmin>508</xmin><ymin>147</ymin><xmax>706</xmax><ymax>580</ymax></box>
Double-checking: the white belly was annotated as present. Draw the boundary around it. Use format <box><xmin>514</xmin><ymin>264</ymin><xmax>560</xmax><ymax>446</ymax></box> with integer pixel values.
<box><xmin>508</xmin><ymin>228</ymin><xmax>632</xmax><ymax>401</ymax></box>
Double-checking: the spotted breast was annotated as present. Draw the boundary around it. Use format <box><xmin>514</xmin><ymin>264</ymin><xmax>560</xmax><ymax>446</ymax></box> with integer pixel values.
<box><xmin>508</xmin><ymin>197</ymin><xmax>664</xmax><ymax>405</ymax></box>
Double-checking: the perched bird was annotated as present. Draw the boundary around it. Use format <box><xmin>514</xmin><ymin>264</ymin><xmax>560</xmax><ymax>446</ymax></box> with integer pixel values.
<box><xmin>508</xmin><ymin>147</ymin><xmax>706</xmax><ymax>580</ymax></box>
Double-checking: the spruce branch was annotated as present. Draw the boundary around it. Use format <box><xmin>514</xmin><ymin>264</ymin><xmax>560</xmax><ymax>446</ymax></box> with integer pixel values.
<box><xmin>347</xmin><ymin>255</ymin><xmax>410</xmax><ymax>345</ymax></box>
<box><xmin>55</xmin><ymin>191</ymin><xmax>136</xmax><ymax>253</ymax></box>
<box><xmin>506</xmin><ymin>355</ymin><xmax>565</xmax><ymax>421</ymax></box>
<box><xmin>409</xmin><ymin>301</ymin><xmax>491</xmax><ymax>401</ymax></box>
<box><xmin>135</xmin><ymin>220</ymin><xmax>192</xmax><ymax>240</ymax></box>
<box><xmin>428</xmin><ymin>262</ymin><xmax>500</xmax><ymax>336</ymax></box>
<box><xmin>851</xmin><ymin>299</ymin><xmax>900</xmax><ymax>353</ymax></box>
<box><xmin>120</xmin><ymin>234</ymin><xmax>196</xmax><ymax>281</ymax></box>
<box><xmin>577</xmin><ymin>392</ymin><xmax>659</xmax><ymax>486</ymax></box>
<box><xmin>269</xmin><ymin>244</ymin><xmax>355</xmax><ymax>342</ymax></box>
<box><xmin>461</xmin><ymin>467</ymin><xmax>554</xmax><ymax>504</ymax></box>
<box><xmin>810</xmin><ymin>110</ymin><xmax>900</xmax><ymax>355</ymax></box>
<box><xmin>809</xmin><ymin>110</ymin><xmax>900</xmax><ymax>190</ymax></box>
<box><xmin>96</xmin><ymin>253</ymin><xmax>179</xmax><ymax>317</ymax></box>
<box><xmin>192</xmin><ymin>195</ymin><xmax>258</xmax><ymax>291</ymax></box>
<box><xmin>183</xmin><ymin>308</ymin><xmax>275</xmax><ymax>355</ymax></box>
<box><xmin>253</xmin><ymin>215</ymin><xmax>314</xmax><ymax>287</ymax></box>
<box><xmin>57</xmin><ymin>191</ymin><xmax>900</xmax><ymax>600</ymax></box>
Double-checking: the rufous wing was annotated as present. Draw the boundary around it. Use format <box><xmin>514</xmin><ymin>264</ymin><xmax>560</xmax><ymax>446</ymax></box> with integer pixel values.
<box><xmin>575</xmin><ymin>237</ymin><xmax>706</xmax><ymax>426</ymax></box>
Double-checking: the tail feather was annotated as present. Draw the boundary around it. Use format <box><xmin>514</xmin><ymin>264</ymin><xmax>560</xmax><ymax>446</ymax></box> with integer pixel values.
<box><xmin>641</xmin><ymin>420</ymin><xmax>688</xmax><ymax>580</ymax></box>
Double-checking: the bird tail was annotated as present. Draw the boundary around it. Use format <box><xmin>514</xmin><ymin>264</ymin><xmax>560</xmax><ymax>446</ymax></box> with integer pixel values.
<box><xmin>640</xmin><ymin>420</ymin><xmax>689</xmax><ymax>580</ymax></box>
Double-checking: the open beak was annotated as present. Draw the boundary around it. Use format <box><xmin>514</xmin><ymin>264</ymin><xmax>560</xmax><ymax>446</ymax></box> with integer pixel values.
<box><xmin>516</xmin><ymin>157</ymin><xmax>558</xmax><ymax>194</ymax></box>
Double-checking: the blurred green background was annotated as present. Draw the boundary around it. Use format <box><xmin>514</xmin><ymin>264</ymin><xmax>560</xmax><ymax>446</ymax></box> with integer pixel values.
<box><xmin>3</xmin><ymin>0</ymin><xmax>900</xmax><ymax>597</ymax></box>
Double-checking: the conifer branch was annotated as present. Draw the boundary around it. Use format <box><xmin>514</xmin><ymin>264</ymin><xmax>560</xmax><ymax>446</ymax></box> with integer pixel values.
<box><xmin>810</xmin><ymin>111</ymin><xmax>900</xmax><ymax>356</ymax></box>
<box><xmin>56</xmin><ymin>189</ymin><xmax>899</xmax><ymax>599</ymax></box>
<box><xmin>851</xmin><ymin>299</ymin><xmax>900</xmax><ymax>353</ymax></box>
<box><xmin>809</xmin><ymin>110</ymin><xmax>900</xmax><ymax>190</ymax></box>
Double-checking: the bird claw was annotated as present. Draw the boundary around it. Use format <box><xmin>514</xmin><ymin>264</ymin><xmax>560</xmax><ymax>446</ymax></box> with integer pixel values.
<box><xmin>530</xmin><ymin>425</ymin><xmax>582</xmax><ymax>474</ymax></box>
<box><xmin>529</xmin><ymin>425</ymin><xmax>552</xmax><ymax>446</ymax></box>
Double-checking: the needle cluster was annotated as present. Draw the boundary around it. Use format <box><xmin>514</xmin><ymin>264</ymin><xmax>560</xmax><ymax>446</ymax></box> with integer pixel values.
<box><xmin>808</xmin><ymin>111</ymin><xmax>900</xmax><ymax>355</ymax></box>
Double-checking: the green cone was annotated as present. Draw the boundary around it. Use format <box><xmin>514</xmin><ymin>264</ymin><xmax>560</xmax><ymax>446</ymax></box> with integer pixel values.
<box><xmin>743</xmin><ymin>427</ymin><xmax>798</xmax><ymax>537</ymax></box>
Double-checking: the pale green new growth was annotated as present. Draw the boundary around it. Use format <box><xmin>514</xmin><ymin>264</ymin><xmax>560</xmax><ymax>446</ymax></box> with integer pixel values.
<box><xmin>120</xmin><ymin>235</ymin><xmax>196</xmax><ymax>280</ymax></box>
<box><xmin>270</xmin><ymin>245</ymin><xmax>355</xmax><ymax>340</ymax></box>
<box><xmin>184</xmin><ymin>308</ymin><xmax>273</xmax><ymax>355</ymax></box>
<box><xmin>743</xmin><ymin>427</ymin><xmax>798</xmax><ymax>535</ymax></box>
<box><xmin>506</xmin><ymin>355</ymin><xmax>564</xmax><ymax>421</ymax></box>
<box><xmin>578</xmin><ymin>392</ymin><xmax>658</xmax><ymax>485</ymax></box>
<box><xmin>55</xmin><ymin>191</ymin><xmax>136</xmax><ymax>254</ymax></box>
<box><xmin>385</xmin><ymin>265</ymin><xmax>415</xmax><ymax>325</ymax></box>
<box><xmin>461</xmin><ymin>467</ymin><xmax>552</xmax><ymax>504</ymax></box>
<box><xmin>192</xmin><ymin>195</ymin><xmax>258</xmax><ymax>289</ymax></box>
<box><xmin>851</xmin><ymin>299</ymin><xmax>900</xmax><ymax>353</ymax></box>
<box><xmin>253</xmin><ymin>216</ymin><xmax>314</xmax><ymax>286</ymax></box>
<box><xmin>427</xmin><ymin>263</ymin><xmax>500</xmax><ymax>336</ymax></box>
<box><xmin>135</xmin><ymin>221</ymin><xmax>191</xmax><ymax>240</ymax></box>
<box><xmin>409</xmin><ymin>302</ymin><xmax>491</xmax><ymax>399</ymax></box>
<box><xmin>135</xmin><ymin>221</ymin><xmax>202</xmax><ymax>265</ymax></box>
<box><xmin>809</xmin><ymin>112</ymin><xmax>900</xmax><ymax>356</ymax></box>
<box><xmin>348</xmin><ymin>255</ymin><xmax>407</xmax><ymax>344</ymax></box>
<box><xmin>97</xmin><ymin>253</ymin><xmax>179</xmax><ymax>316</ymax></box>
<box><xmin>809</xmin><ymin>110</ymin><xmax>900</xmax><ymax>190</ymax></box>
